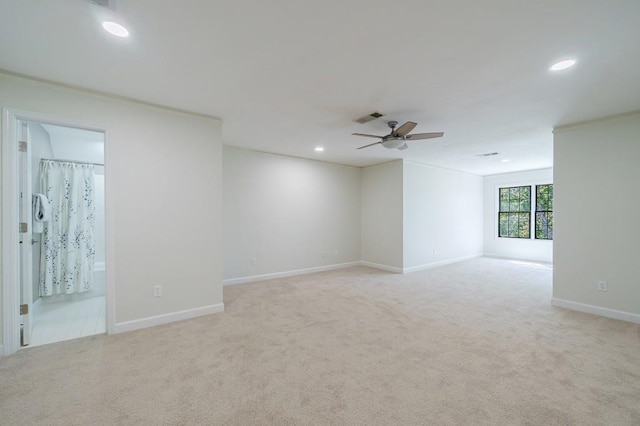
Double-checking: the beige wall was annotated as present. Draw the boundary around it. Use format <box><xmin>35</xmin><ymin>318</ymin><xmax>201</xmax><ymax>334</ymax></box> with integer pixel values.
<box><xmin>360</xmin><ymin>161</ymin><xmax>404</xmax><ymax>270</ymax></box>
<box><xmin>404</xmin><ymin>161</ymin><xmax>483</xmax><ymax>270</ymax></box>
<box><xmin>223</xmin><ymin>147</ymin><xmax>361</xmax><ymax>281</ymax></box>
<box><xmin>1</xmin><ymin>73</ymin><xmax>223</xmax><ymax>348</ymax></box>
<box><xmin>553</xmin><ymin>112</ymin><xmax>640</xmax><ymax>320</ymax></box>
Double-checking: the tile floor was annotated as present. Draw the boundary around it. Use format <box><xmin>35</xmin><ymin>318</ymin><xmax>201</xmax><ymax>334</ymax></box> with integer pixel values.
<box><xmin>28</xmin><ymin>296</ymin><xmax>105</xmax><ymax>347</ymax></box>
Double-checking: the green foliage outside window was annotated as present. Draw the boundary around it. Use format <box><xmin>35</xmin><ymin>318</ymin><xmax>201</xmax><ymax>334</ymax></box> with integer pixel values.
<box><xmin>498</xmin><ymin>186</ymin><xmax>531</xmax><ymax>238</ymax></box>
<box><xmin>535</xmin><ymin>184</ymin><xmax>553</xmax><ymax>239</ymax></box>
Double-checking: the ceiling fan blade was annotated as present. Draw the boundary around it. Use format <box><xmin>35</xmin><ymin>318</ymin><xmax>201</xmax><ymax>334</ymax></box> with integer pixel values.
<box><xmin>405</xmin><ymin>132</ymin><xmax>444</xmax><ymax>140</ymax></box>
<box><xmin>357</xmin><ymin>141</ymin><xmax>383</xmax><ymax>150</ymax></box>
<box><xmin>398</xmin><ymin>143</ymin><xmax>408</xmax><ymax>150</ymax></box>
<box><xmin>352</xmin><ymin>132</ymin><xmax>384</xmax><ymax>139</ymax></box>
<box><xmin>394</xmin><ymin>121</ymin><xmax>417</xmax><ymax>137</ymax></box>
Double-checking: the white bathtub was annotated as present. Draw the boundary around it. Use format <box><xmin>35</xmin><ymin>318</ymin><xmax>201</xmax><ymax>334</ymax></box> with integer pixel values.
<box><xmin>39</xmin><ymin>261</ymin><xmax>106</xmax><ymax>303</ymax></box>
<box><xmin>93</xmin><ymin>261</ymin><xmax>106</xmax><ymax>296</ymax></box>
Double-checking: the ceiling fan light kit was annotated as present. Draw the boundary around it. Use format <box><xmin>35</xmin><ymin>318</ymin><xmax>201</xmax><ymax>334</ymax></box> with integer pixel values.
<box><xmin>381</xmin><ymin>138</ymin><xmax>406</xmax><ymax>149</ymax></box>
<box><xmin>352</xmin><ymin>120</ymin><xmax>444</xmax><ymax>150</ymax></box>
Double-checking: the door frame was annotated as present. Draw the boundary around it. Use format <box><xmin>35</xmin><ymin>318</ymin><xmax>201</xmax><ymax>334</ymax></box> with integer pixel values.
<box><xmin>2</xmin><ymin>108</ymin><xmax>114</xmax><ymax>356</ymax></box>
<box><xmin>18</xmin><ymin>119</ymin><xmax>33</xmax><ymax>346</ymax></box>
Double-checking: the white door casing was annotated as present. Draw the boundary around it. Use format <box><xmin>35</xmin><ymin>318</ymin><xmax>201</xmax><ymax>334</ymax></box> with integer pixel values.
<box><xmin>2</xmin><ymin>108</ymin><xmax>113</xmax><ymax>356</ymax></box>
<box><xmin>18</xmin><ymin>120</ymin><xmax>33</xmax><ymax>346</ymax></box>
<box><xmin>2</xmin><ymin>108</ymin><xmax>22</xmax><ymax>355</ymax></box>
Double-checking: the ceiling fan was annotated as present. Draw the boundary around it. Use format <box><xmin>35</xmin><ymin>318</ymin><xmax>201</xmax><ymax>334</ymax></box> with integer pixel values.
<box><xmin>352</xmin><ymin>120</ymin><xmax>444</xmax><ymax>150</ymax></box>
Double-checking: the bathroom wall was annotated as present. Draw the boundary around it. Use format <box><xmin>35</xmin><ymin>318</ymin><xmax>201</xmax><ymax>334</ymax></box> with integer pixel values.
<box><xmin>93</xmin><ymin>172</ymin><xmax>105</xmax><ymax>265</ymax></box>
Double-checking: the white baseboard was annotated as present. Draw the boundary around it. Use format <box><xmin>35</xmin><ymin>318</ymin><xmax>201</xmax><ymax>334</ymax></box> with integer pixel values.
<box><xmin>359</xmin><ymin>261</ymin><xmax>403</xmax><ymax>274</ymax></box>
<box><xmin>223</xmin><ymin>261</ymin><xmax>361</xmax><ymax>286</ymax></box>
<box><xmin>551</xmin><ymin>298</ymin><xmax>640</xmax><ymax>324</ymax></box>
<box><xmin>113</xmin><ymin>303</ymin><xmax>224</xmax><ymax>334</ymax></box>
<box><xmin>225</xmin><ymin>256</ymin><xmax>484</xmax><ymax>283</ymax></box>
<box><xmin>484</xmin><ymin>252</ymin><xmax>553</xmax><ymax>265</ymax></box>
<box><xmin>403</xmin><ymin>254</ymin><xmax>482</xmax><ymax>274</ymax></box>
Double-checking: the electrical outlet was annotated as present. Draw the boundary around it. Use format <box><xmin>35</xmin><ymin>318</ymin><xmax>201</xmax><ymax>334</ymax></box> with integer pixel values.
<box><xmin>152</xmin><ymin>285</ymin><xmax>162</xmax><ymax>298</ymax></box>
<box><xmin>334</xmin><ymin>249</ymin><xmax>339</xmax><ymax>257</ymax></box>
<box><xmin>250</xmin><ymin>257</ymin><xmax>256</xmax><ymax>266</ymax></box>
<box><xmin>597</xmin><ymin>281</ymin><xmax>607</xmax><ymax>292</ymax></box>
<box><xmin>433</xmin><ymin>249</ymin><xmax>438</xmax><ymax>255</ymax></box>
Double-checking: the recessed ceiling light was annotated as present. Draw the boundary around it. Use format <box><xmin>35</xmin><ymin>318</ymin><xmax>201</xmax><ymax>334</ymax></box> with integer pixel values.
<box><xmin>314</xmin><ymin>146</ymin><xmax>324</xmax><ymax>152</ymax></box>
<box><xmin>549</xmin><ymin>59</ymin><xmax>576</xmax><ymax>72</ymax></box>
<box><xmin>501</xmin><ymin>159</ymin><xmax>511</xmax><ymax>163</ymax></box>
<box><xmin>102</xmin><ymin>21</ymin><xmax>129</xmax><ymax>38</ymax></box>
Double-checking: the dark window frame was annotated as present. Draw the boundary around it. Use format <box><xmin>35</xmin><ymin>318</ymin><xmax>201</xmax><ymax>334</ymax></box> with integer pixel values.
<box><xmin>535</xmin><ymin>184</ymin><xmax>553</xmax><ymax>240</ymax></box>
<box><xmin>498</xmin><ymin>185</ymin><xmax>531</xmax><ymax>239</ymax></box>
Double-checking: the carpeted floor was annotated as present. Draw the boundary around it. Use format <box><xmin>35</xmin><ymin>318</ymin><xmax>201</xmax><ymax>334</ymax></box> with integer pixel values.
<box><xmin>1</xmin><ymin>257</ymin><xmax>639</xmax><ymax>425</ymax></box>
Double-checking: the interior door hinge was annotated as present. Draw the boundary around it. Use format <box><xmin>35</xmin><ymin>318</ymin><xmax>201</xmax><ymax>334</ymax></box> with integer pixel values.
<box><xmin>19</xmin><ymin>222</ymin><xmax>28</xmax><ymax>233</ymax></box>
<box><xmin>20</xmin><ymin>304</ymin><xmax>28</xmax><ymax>315</ymax></box>
<box><xmin>19</xmin><ymin>140</ymin><xmax>27</xmax><ymax>152</ymax></box>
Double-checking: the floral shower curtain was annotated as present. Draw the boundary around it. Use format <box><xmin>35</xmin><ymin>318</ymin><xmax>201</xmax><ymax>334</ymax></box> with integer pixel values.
<box><xmin>39</xmin><ymin>160</ymin><xmax>96</xmax><ymax>296</ymax></box>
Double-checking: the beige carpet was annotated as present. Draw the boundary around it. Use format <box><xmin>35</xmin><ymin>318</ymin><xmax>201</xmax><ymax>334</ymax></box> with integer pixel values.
<box><xmin>1</xmin><ymin>258</ymin><xmax>639</xmax><ymax>425</ymax></box>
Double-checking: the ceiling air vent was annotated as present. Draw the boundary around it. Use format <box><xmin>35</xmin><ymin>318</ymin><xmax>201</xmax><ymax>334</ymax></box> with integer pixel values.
<box><xmin>355</xmin><ymin>112</ymin><xmax>384</xmax><ymax>124</ymax></box>
<box><xmin>83</xmin><ymin>0</ymin><xmax>116</xmax><ymax>10</ymax></box>
<box><xmin>475</xmin><ymin>152</ymin><xmax>500</xmax><ymax>157</ymax></box>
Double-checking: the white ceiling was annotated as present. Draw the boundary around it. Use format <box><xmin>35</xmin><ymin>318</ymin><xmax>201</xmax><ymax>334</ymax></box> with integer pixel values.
<box><xmin>2</xmin><ymin>0</ymin><xmax>639</xmax><ymax>175</ymax></box>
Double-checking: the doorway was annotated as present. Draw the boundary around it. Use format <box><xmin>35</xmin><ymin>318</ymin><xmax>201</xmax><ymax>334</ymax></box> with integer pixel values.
<box><xmin>2</xmin><ymin>109</ymin><xmax>109</xmax><ymax>354</ymax></box>
<box><xmin>25</xmin><ymin>122</ymin><xmax>106</xmax><ymax>346</ymax></box>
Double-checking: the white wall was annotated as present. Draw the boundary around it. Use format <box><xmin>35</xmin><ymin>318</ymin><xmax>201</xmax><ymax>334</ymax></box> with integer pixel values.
<box><xmin>29</xmin><ymin>123</ymin><xmax>54</xmax><ymax>194</ymax></box>
<box><xmin>94</xmin><ymin>174</ymin><xmax>105</xmax><ymax>264</ymax></box>
<box><xmin>1</xmin><ymin>73</ymin><xmax>223</xmax><ymax>345</ymax></box>
<box><xmin>553</xmin><ymin>112</ymin><xmax>640</xmax><ymax>321</ymax></box>
<box><xmin>223</xmin><ymin>147</ymin><xmax>361</xmax><ymax>281</ymax></box>
<box><xmin>360</xmin><ymin>161</ymin><xmax>404</xmax><ymax>271</ymax></box>
<box><xmin>404</xmin><ymin>161</ymin><xmax>483</xmax><ymax>271</ymax></box>
<box><xmin>483</xmin><ymin>168</ymin><xmax>553</xmax><ymax>263</ymax></box>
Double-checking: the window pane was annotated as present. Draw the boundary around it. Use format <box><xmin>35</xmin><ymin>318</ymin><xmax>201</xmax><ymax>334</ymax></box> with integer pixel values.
<box><xmin>518</xmin><ymin>213</ymin><xmax>530</xmax><ymax>238</ymax></box>
<box><xmin>499</xmin><ymin>189</ymin><xmax>509</xmax><ymax>211</ymax></box>
<box><xmin>499</xmin><ymin>213</ymin><xmax>508</xmax><ymax>236</ymax></box>
<box><xmin>535</xmin><ymin>211</ymin><xmax>553</xmax><ymax>239</ymax></box>
<box><xmin>547</xmin><ymin>212</ymin><xmax>553</xmax><ymax>239</ymax></box>
<box><xmin>498</xmin><ymin>212</ymin><xmax>530</xmax><ymax>238</ymax></box>
<box><xmin>509</xmin><ymin>188</ymin><xmax>519</xmax><ymax>211</ymax></box>
<box><xmin>520</xmin><ymin>195</ymin><xmax>530</xmax><ymax>211</ymax></box>
<box><xmin>535</xmin><ymin>213</ymin><xmax>545</xmax><ymax>239</ymax></box>
<box><xmin>508</xmin><ymin>214</ymin><xmax>518</xmax><ymax>236</ymax></box>
<box><xmin>535</xmin><ymin>184</ymin><xmax>553</xmax><ymax>240</ymax></box>
<box><xmin>536</xmin><ymin>185</ymin><xmax>551</xmax><ymax>210</ymax></box>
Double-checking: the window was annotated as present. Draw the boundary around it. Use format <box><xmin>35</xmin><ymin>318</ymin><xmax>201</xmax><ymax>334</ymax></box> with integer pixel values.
<box><xmin>535</xmin><ymin>184</ymin><xmax>553</xmax><ymax>239</ymax></box>
<box><xmin>498</xmin><ymin>186</ymin><xmax>531</xmax><ymax>238</ymax></box>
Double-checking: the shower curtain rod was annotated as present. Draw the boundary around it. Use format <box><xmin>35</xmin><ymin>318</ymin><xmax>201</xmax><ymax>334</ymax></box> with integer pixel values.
<box><xmin>41</xmin><ymin>158</ymin><xmax>104</xmax><ymax>167</ymax></box>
